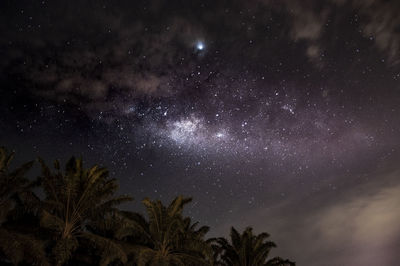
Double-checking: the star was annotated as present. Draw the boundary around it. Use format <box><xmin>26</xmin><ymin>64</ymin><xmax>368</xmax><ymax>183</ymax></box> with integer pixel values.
<box><xmin>196</xmin><ymin>41</ymin><xmax>205</xmax><ymax>51</ymax></box>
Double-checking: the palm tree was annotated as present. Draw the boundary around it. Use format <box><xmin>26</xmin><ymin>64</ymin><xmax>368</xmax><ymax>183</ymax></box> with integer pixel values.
<box><xmin>116</xmin><ymin>196</ymin><xmax>210</xmax><ymax>266</ymax></box>
<box><xmin>181</xmin><ymin>217</ymin><xmax>214</xmax><ymax>264</ymax></box>
<box><xmin>215</xmin><ymin>227</ymin><xmax>295</xmax><ymax>266</ymax></box>
<box><xmin>0</xmin><ymin>147</ymin><xmax>48</xmax><ymax>265</ymax></box>
<box><xmin>0</xmin><ymin>147</ymin><xmax>297</xmax><ymax>266</ymax></box>
<box><xmin>85</xmin><ymin>210</ymin><xmax>141</xmax><ymax>265</ymax></box>
<box><xmin>37</xmin><ymin>156</ymin><xmax>133</xmax><ymax>265</ymax></box>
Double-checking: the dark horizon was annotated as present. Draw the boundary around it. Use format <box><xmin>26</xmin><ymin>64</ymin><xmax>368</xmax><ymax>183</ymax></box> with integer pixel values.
<box><xmin>1</xmin><ymin>0</ymin><xmax>400</xmax><ymax>265</ymax></box>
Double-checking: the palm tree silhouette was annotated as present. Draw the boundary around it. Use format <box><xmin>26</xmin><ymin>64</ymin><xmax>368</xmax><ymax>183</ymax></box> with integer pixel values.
<box><xmin>215</xmin><ymin>227</ymin><xmax>295</xmax><ymax>266</ymax></box>
<box><xmin>119</xmin><ymin>196</ymin><xmax>210</xmax><ymax>265</ymax></box>
<box><xmin>37</xmin><ymin>157</ymin><xmax>132</xmax><ymax>265</ymax></box>
<box><xmin>0</xmin><ymin>147</ymin><xmax>296</xmax><ymax>266</ymax></box>
<box><xmin>0</xmin><ymin>147</ymin><xmax>48</xmax><ymax>265</ymax></box>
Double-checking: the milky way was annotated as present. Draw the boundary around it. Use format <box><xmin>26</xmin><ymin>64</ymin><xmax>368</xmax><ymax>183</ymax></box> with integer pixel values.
<box><xmin>1</xmin><ymin>0</ymin><xmax>400</xmax><ymax>265</ymax></box>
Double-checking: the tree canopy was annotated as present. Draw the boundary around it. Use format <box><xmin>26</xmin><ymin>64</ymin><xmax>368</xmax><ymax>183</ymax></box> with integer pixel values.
<box><xmin>0</xmin><ymin>147</ymin><xmax>295</xmax><ymax>266</ymax></box>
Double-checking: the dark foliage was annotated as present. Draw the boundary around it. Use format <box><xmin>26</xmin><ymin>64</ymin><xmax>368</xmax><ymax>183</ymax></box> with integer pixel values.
<box><xmin>0</xmin><ymin>147</ymin><xmax>295</xmax><ymax>266</ymax></box>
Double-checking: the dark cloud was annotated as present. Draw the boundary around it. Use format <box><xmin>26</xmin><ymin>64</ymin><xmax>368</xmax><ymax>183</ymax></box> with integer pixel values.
<box><xmin>1</xmin><ymin>2</ymin><xmax>207</xmax><ymax>117</ymax></box>
<box><xmin>257</xmin><ymin>0</ymin><xmax>400</xmax><ymax>64</ymax></box>
<box><xmin>347</xmin><ymin>0</ymin><xmax>400</xmax><ymax>65</ymax></box>
<box><xmin>1</xmin><ymin>0</ymin><xmax>398</xmax><ymax>118</ymax></box>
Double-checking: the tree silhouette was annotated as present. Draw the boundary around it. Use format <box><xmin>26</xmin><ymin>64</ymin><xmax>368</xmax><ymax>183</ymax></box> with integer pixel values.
<box><xmin>118</xmin><ymin>196</ymin><xmax>210</xmax><ymax>266</ymax></box>
<box><xmin>0</xmin><ymin>147</ymin><xmax>48</xmax><ymax>265</ymax></box>
<box><xmin>37</xmin><ymin>157</ymin><xmax>132</xmax><ymax>265</ymax></box>
<box><xmin>215</xmin><ymin>227</ymin><xmax>295</xmax><ymax>266</ymax></box>
<box><xmin>0</xmin><ymin>146</ymin><xmax>296</xmax><ymax>265</ymax></box>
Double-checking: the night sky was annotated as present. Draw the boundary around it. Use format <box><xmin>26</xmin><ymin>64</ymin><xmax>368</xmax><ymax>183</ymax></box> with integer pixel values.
<box><xmin>1</xmin><ymin>0</ymin><xmax>400</xmax><ymax>265</ymax></box>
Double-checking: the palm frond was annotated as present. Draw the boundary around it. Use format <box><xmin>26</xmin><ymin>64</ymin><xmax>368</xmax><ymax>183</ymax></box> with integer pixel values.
<box><xmin>0</xmin><ymin>228</ymin><xmax>49</xmax><ymax>266</ymax></box>
<box><xmin>81</xmin><ymin>232</ymin><xmax>128</xmax><ymax>266</ymax></box>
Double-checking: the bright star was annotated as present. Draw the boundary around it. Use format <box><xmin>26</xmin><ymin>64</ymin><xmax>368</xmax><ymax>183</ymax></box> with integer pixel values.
<box><xmin>196</xmin><ymin>41</ymin><xmax>205</xmax><ymax>51</ymax></box>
